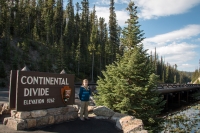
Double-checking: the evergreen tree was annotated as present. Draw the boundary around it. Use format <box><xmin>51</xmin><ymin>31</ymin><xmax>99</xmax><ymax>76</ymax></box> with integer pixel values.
<box><xmin>11</xmin><ymin>51</ymin><xmax>19</xmax><ymax>70</ymax></box>
<box><xmin>0</xmin><ymin>60</ymin><xmax>6</xmax><ymax>78</ymax></box>
<box><xmin>74</xmin><ymin>2</ymin><xmax>81</xmax><ymax>75</ymax></box>
<box><xmin>54</xmin><ymin>0</ymin><xmax>63</xmax><ymax>43</ymax></box>
<box><xmin>74</xmin><ymin>2</ymin><xmax>81</xmax><ymax>49</ymax></box>
<box><xmin>98</xmin><ymin>17</ymin><xmax>106</xmax><ymax>75</ymax></box>
<box><xmin>79</xmin><ymin>0</ymin><xmax>90</xmax><ymax>76</ymax></box>
<box><xmin>96</xmin><ymin>1</ymin><xmax>165</xmax><ymax>132</ymax></box>
<box><xmin>88</xmin><ymin>6</ymin><xmax>98</xmax><ymax>82</ymax></box>
<box><xmin>104</xmin><ymin>23</ymin><xmax>112</xmax><ymax>65</ymax></box>
<box><xmin>75</xmin><ymin>39</ymin><xmax>81</xmax><ymax>75</ymax></box>
<box><xmin>65</xmin><ymin>0</ymin><xmax>75</xmax><ymax>52</ymax></box>
<box><xmin>45</xmin><ymin>0</ymin><xmax>55</xmax><ymax>45</ymax></box>
<box><xmin>109</xmin><ymin>0</ymin><xmax>119</xmax><ymax>62</ymax></box>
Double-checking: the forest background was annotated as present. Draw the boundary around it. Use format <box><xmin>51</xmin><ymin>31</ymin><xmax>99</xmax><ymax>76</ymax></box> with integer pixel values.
<box><xmin>0</xmin><ymin>0</ymin><xmax>197</xmax><ymax>87</ymax></box>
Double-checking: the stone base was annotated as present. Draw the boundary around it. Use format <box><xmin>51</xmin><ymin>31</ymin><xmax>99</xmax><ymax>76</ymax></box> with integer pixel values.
<box><xmin>3</xmin><ymin>105</ymin><xmax>78</xmax><ymax>130</ymax></box>
<box><xmin>92</xmin><ymin>106</ymin><xmax>148</xmax><ymax>133</ymax></box>
<box><xmin>0</xmin><ymin>102</ymin><xmax>10</xmax><ymax>115</ymax></box>
<box><xmin>3</xmin><ymin>117</ymin><xmax>26</xmax><ymax>130</ymax></box>
<box><xmin>3</xmin><ymin>103</ymin><xmax>148</xmax><ymax>133</ymax></box>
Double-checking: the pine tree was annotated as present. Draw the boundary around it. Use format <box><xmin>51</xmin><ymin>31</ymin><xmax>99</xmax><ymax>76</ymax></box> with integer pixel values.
<box><xmin>104</xmin><ymin>23</ymin><xmax>112</xmax><ymax>65</ymax></box>
<box><xmin>65</xmin><ymin>0</ymin><xmax>74</xmax><ymax>48</ymax></box>
<box><xmin>80</xmin><ymin>0</ymin><xmax>90</xmax><ymax>76</ymax></box>
<box><xmin>74</xmin><ymin>2</ymin><xmax>81</xmax><ymax>49</ymax></box>
<box><xmin>98</xmin><ymin>17</ymin><xmax>106</xmax><ymax>75</ymax></box>
<box><xmin>109</xmin><ymin>0</ymin><xmax>119</xmax><ymax>62</ymax></box>
<box><xmin>121</xmin><ymin>2</ymin><xmax>144</xmax><ymax>49</ymax></box>
<box><xmin>74</xmin><ymin>2</ymin><xmax>81</xmax><ymax>75</ymax></box>
<box><xmin>11</xmin><ymin>51</ymin><xmax>19</xmax><ymax>70</ymax></box>
<box><xmin>96</xmin><ymin>1</ymin><xmax>165</xmax><ymax>132</ymax></box>
<box><xmin>45</xmin><ymin>0</ymin><xmax>55</xmax><ymax>45</ymax></box>
<box><xmin>75</xmin><ymin>38</ymin><xmax>81</xmax><ymax>75</ymax></box>
<box><xmin>0</xmin><ymin>60</ymin><xmax>6</xmax><ymax>78</ymax></box>
<box><xmin>88</xmin><ymin>6</ymin><xmax>98</xmax><ymax>82</ymax></box>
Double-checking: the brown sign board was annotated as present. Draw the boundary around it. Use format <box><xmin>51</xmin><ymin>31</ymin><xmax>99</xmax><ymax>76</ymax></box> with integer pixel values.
<box><xmin>9</xmin><ymin>70</ymin><xmax>17</xmax><ymax>109</ymax></box>
<box><xmin>13</xmin><ymin>71</ymin><xmax>75</xmax><ymax>111</ymax></box>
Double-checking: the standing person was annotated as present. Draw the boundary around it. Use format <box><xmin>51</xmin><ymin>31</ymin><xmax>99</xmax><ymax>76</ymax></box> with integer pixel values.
<box><xmin>79</xmin><ymin>79</ymin><xmax>91</xmax><ymax>121</ymax></box>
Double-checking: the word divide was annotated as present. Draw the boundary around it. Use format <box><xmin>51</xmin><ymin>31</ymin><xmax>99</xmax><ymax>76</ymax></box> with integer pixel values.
<box><xmin>24</xmin><ymin>88</ymin><xmax>49</xmax><ymax>97</ymax></box>
<box><xmin>21</xmin><ymin>76</ymin><xmax>69</xmax><ymax>85</ymax></box>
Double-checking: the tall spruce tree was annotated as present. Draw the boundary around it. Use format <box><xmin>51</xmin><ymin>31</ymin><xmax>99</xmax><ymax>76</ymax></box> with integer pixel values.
<box><xmin>98</xmin><ymin>17</ymin><xmax>106</xmax><ymax>75</ymax></box>
<box><xmin>88</xmin><ymin>6</ymin><xmax>98</xmax><ymax>82</ymax></box>
<box><xmin>0</xmin><ymin>60</ymin><xmax>6</xmax><ymax>78</ymax></box>
<box><xmin>96</xmin><ymin>1</ymin><xmax>165</xmax><ymax>132</ymax></box>
<box><xmin>109</xmin><ymin>0</ymin><xmax>119</xmax><ymax>63</ymax></box>
<box><xmin>80</xmin><ymin>0</ymin><xmax>90</xmax><ymax>75</ymax></box>
<box><xmin>65</xmin><ymin>0</ymin><xmax>74</xmax><ymax>49</ymax></box>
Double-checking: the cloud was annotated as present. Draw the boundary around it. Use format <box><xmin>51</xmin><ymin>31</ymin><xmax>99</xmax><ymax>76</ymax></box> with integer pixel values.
<box><xmin>94</xmin><ymin>0</ymin><xmax>110</xmax><ymax>5</ymax></box>
<box><xmin>134</xmin><ymin>0</ymin><xmax>200</xmax><ymax>19</ymax></box>
<box><xmin>143</xmin><ymin>25</ymin><xmax>200</xmax><ymax>71</ymax></box>
<box><xmin>94</xmin><ymin>6</ymin><xmax>129</xmax><ymax>26</ymax></box>
<box><xmin>197</xmin><ymin>38</ymin><xmax>200</xmax><ymax>41</ymax></box>
<box><xmin>144</xmin><ymin>24</ymin><xmax>200</xmax><ymax>46</ymax></box>
<box><xmin>93</xmin><ymin>0</ymin><xmax>200</xmax><ymax>20</ymax></box>
<box><xmin>147</xmin><ymin>42</ymin><xmax>199</xmax><ymax>71</ymax></box>
<box><xmin>95</xmin><ymin>0</ymin><xmax>129</xmax><ymax>5</ymax></box>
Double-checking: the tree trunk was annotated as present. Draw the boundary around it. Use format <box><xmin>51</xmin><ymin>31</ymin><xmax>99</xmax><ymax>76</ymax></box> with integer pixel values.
<box><xmin>91</xmin><ymin>51</ymin><xmax>94</xmax><ymax>82</ymax></box>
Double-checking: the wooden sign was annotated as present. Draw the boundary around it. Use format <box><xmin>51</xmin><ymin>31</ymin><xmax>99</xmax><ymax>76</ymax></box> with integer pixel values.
<box><xmin>12</xmin><ymin>71</ymin><xmax>75</xmax><ymax>111</ymax></box>
<box><xmin>9</xmin><ymin>70</ymin><xmax>17</xmax><ymax>109</ymax></box>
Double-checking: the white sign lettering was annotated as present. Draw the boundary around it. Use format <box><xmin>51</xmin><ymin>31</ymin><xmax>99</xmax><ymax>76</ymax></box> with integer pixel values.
<box><xmin>47</xmin><ymin>98</ymin><xmax>55</xmax><ymax>103</ymax></box>
<box><xmin>24</xmin><ymin>99</ymin><xmax>45</xmax><ymax>105</ymax></box>
<box><xmin>20</xmin><ymin>76</ymin><xmax>69</xmax><ymax>85</ymax></box>
<box><xmin>21</xmin><ymin>76</ymin><xmax>27</xmax><ymax>84</ymax></box>
<box><xmin>24</xmin><ymin>88</ymin><xmax>49</xmax><ymax>96</ymax></box>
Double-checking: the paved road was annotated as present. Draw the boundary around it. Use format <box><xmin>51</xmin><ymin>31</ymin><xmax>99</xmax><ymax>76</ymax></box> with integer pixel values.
<box><xmin>0</xmin><ymin>88</ymin><xmax>122</xmax><ymax>133</ymax></box>
<box><xmin>0</xmin><ymin>88</ymin><xmax>9</xmax><ymax>104</ymax></box>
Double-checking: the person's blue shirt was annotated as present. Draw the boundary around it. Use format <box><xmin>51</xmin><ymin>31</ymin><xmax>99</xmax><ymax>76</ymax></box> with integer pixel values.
<box><xmin>79</xmin><ymin>86</ymin><xmax>91</xmax><ymax>101</ymax></box>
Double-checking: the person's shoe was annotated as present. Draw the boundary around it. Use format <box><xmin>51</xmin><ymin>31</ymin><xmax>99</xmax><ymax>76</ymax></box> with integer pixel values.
<box><xmin>80</xmin><ymin>118</ymin><xmax>85</xmax><ymax>121</ymax></box>
<box><xmin>85</xmin><ymin>117</ymin><xmax>90</xmax><ymax>120</ymax></box>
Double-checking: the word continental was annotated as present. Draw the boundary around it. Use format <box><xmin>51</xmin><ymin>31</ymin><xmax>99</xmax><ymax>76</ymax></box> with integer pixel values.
<box><xmin>21</xmin><ymin>76</ymin><xmax>69</xmax><ymax>85</ymax></box>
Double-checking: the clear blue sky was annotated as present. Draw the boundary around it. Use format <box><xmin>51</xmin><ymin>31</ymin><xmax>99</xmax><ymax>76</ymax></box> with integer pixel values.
<box><xmin>64</xmin><ymin>0</ymin><xmax>200</xmax><ymax>72</ymax></box>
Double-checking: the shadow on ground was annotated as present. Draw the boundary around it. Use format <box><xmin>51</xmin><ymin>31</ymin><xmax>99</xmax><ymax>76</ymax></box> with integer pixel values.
<box><xmin>28</xmin><ymin>118</ymin><xmax>122</xmax><ymax>133</ymax></box>
<box><xmin>0</xmin><ymin>114</ymin><xmax>122</xmax><ymax>133</ymax></box>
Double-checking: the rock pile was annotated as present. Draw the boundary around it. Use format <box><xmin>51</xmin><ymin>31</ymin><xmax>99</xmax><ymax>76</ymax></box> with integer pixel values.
<box><xmin>88</xmin><ymin>106</ymin><xmax>148</xmax><ymax>133</ymax></box>
<box><xmin>3</xmin><ymin>105</ymin><xmax>78</xmax><ymax>130</ymax></box>
<box><xmin>0</xmin><ymin>102</ymin><xmax>10</xmax><ymax>115</ymax></box>
<box><xmin>75</xmin><ymin>88</ymin><xmax>148</xmax><ymax>133</ymax></box>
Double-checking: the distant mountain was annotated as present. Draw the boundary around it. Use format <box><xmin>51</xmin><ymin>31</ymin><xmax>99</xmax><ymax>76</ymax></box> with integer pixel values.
<box><xmin>180</xmin><ymin>71</ymin><xmax>193</xmax><ymax>78</ymax></box>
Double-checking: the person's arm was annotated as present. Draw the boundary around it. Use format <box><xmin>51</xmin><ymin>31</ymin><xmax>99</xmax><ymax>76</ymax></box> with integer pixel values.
<box><xmin>79</xmin><ymin>87</ymin><xmax>83</xmax><ymax>100</ymax></box>
<box><xmin>89</xmin><ymin>87</ymin><xmax>92</xmax><ymax>96</ymax></box>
